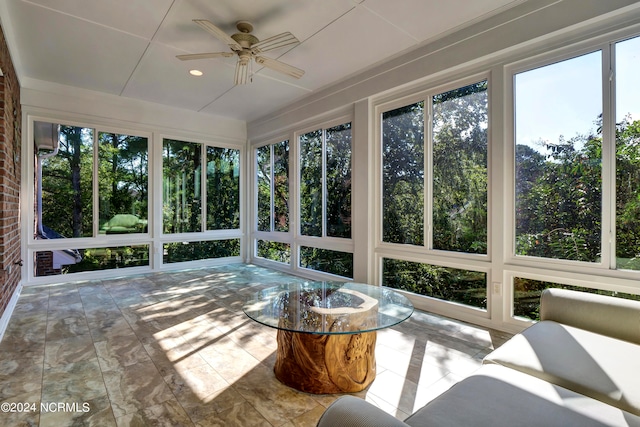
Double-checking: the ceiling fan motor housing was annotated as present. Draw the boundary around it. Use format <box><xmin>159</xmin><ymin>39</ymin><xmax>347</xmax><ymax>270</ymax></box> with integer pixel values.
<box><xmin>232</xmin><ymin>21</ymin><xmax>259</xmax><ymax>49</ymax></box>
<box><xmin>231</xmin><ymin>32</ymin><xmax>259</xmax><ymax>49</ymax></box>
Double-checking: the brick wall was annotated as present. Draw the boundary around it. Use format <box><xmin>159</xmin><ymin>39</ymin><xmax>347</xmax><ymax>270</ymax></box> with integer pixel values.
<box><xmin>0</xmin><ymin>23</ymin><xmax>22</xmax><ymax>318</ymax></box>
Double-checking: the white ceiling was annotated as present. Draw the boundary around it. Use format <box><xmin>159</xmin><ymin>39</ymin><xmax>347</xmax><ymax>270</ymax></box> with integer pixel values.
<box><xmin>1</xmin><ymin>0</ymin><xmax>525</xmax><ymax>122</ymax></box>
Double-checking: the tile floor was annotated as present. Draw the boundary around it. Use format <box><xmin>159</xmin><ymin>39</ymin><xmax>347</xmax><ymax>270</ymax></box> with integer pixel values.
<box><xmin>0</xmin><ymin>264</ymin><xmax>512</xmax><ymax>426</ymax></box>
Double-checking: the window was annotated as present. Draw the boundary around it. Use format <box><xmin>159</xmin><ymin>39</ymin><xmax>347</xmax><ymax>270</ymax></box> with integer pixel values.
<box><xmin>300</xmin><ymin>247</ymin><xmax>353</xmax><ymax>278</ymax></box>
<box><xmin>257</xmin><ymin>240</ymin><xmax>291</xmax><ymax>264</ymax></box>
<box><xmin>163</xmin><ymin>239</ymin><xmax>240</xmax><ymax>263</ymax></box>
<box><xmin>255</xmin><ymin>140</ymin><xmax>290</xmax><ymax>265</ymax></box>
<box><xmin>381</xmin><ymin>80</ymin><xmax>488</xmax><ymax>253</ymax></box>
<box><xmin>98</xmin><ymin>132</ymin><xmax>149</xmax><ymax>234</ymax></box>
<box><xmin>40</xmin><ymin>124</ymin><xmax>95</xmax><ymax>238</ymax></box>
<box><xmin>382</xmin><ymin>102</ymin><xmax>425</xmax><ymax>245</ymax></box>
<box><xmin>257</xmin><ymin>140</ymin><xmax>289</xmax><ymax>232</ymax></box>
<box><xmin>514</xmin><ymin>52</ymin><xmax>602</xmax><ymax>262</ymax></box>
<box><xmin>433</xmin><ymin>82</ymin><xmax>488</xmax><ymax>253</ymax></box>
<box><xmin>163</xmin><ymin>138</ymin><xmax>240</xmax><ymax>234</ymax></box>
<box><xmin>383</xmin><ymin>258</ymin><xmax>487</xmax><ymax>310</ymax></box>
<box><xmin>615</xmin><ymin>36</ymin><xmax>640</xmax><ymax>270</ymax></box>
<box><xmin>379</xmin><ymin>81</ymin><xmax>488</xmax><ymax>307</ymax></box>
<box><xmin>36</xmin><ymin>122</ymin><xmax>150</xmax><ymax>276</ymax></box>
<box><xmin>163</xmin><ymin>139</ymin><xmax>202</xmax><ymax>233</ymax></box>
<box><xmin>299</xmin><ymin>123</ymin><xmax>352</xmax><ymax>238</ymax></box>
<box><xmin>513</xmin><ymin>277</ymin><xmax>640</xmax><ymax>321</ymax></box>
<box><xmin>207</xmin><ymin>147</ymin><xmax>240</xmax><ymax>230</ymax></box>
<box><xmin>297</xmin><ymin>121</ymin><xmax>353</xmax><ymax>277</ymax></box>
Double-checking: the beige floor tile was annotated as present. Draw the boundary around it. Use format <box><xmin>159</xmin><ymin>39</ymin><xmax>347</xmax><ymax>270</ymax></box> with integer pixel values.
<box><xmin>1</xmin><ymin>264</ymin><xmax>512</xmax><ymax>426</ymax></box>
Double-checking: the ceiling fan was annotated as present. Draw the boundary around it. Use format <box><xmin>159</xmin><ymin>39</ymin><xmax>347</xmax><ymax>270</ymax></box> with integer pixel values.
<box><xmin>177</xmin><ymin>19</ymin><xmax>305</xmax><ymax>85</ymax></box>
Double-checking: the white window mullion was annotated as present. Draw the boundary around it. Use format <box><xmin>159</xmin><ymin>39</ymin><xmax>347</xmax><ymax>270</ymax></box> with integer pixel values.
<box><xmin>93</xmin><ymin>129</ymin><xmax>99</xmax><ymax>238</ymax></box>
<box><xmin>201</xmin><ymin>143</ymin><xmax>207</xmax><ymax>232</ymax></box>
<box><xmin>602</xmin><ymin>42</ymin><xmax>616</xmax><ymax>269</ymax></box>
<box><xmin>322</xmin><ymin>129</ymin><xmax>328</xmax><ymax>238</ymax></box>
<box><xmin>270</xmin><ymin>144</ymin><xmax>275</xmax><ymax>232</ymax></box>
<box><xmin>426</xmin><ymin>99</ymin><xmax>434</xmax><ymax>250</ymax></box>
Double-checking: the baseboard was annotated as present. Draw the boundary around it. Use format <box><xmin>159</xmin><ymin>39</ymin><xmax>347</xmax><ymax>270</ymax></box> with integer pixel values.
<box><xmin>0</xmin><ymin>281</ymin><xmax>22</xmax><ymax>343</ymax></box>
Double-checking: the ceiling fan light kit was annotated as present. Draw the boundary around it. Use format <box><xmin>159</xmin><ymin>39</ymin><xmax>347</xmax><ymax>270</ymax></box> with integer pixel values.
<box><xmin>178</xmin><ymin>19</ymin><xmax>305</xmax><ymax>85</ymax></box>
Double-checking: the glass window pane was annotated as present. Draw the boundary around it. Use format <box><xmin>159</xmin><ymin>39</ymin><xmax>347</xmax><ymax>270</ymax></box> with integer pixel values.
<box><xmin>514</xmin><ymin>52</ymin><xmax>602</xmax><ymax>262</ymax></box>
<box><xmin>326</xmin><ymin>123</ymin><xmax>352</xmax><ymax>238</ymax></box>
<box><xmin>163</xmin><ymin>239</ymin><xmax>240</xmax><ymax>263</ymax></box>
<box><xmin>98</xmin><ymin>132</ymin><xmax>148</xmax><ymax>235</ymax></box>
<box><xmin>299</xmin><ymin>247</ymin><xmax>353</xmax><ymax>278</ymax></box>
<box><xmin>35</xmin><ymin>245</ymin><xmax>149</xmax><ymax>276</ymax></box>
<box><xmin>40</xmin><ymin>124</ymin><xmax>94</xmax><ymax>238</ymax></box>
<box><xmin>273</xmin><ymin>140</ymin><xmax>290</xmax><ymax>232</ymax></box>
<box><xmin>513</xmin><ymin>277</ymin><xmax>640</xmax><ymax>321</ymax></box>
<box><xmin>257</xmin><ymin>240</ymin><xmax>290</xmax><ymax>264</ymax></box>
<box><xmin>163</xmin><ymin>139</ymin><xmax>202</xmax><ymax>233</ymax></box>
<box><xmin>300</xmin><ymin>130</ymin><xmax>323</xmax><ymax>236</ymax></box>
<box><xmin>382</xmin><ymin>102</ymin><xmax>425</xmax><ymax>245</ymax></box>
<box><xmin>433</xmin><ymin>82</ymin><xmax>488</xmax><ymax>253</ymax></box>
<box><xmin>383</xmin><ymin>258</ymin><xmax>487</xmax><ymax>310</ymax></box>
<box><xmin>615</xmin><ymin>35</ymin><xmax>640</xmax><ymax>270</ymax></box>
<box><xmin>207</xmin><ymin>147</ymin><xmax>240</xmax><ymax>230</ymax></box>
<box><xmin>256</xmin><ymin>145</ymin><xmax>272</xmax><ymax>232</ymax></box>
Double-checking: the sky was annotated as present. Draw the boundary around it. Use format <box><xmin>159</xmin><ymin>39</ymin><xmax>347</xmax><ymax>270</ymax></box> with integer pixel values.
<box><xmin>515</xmin><ymin>35</ymin><xmax>640</xmax><ymax>154</ymax></box>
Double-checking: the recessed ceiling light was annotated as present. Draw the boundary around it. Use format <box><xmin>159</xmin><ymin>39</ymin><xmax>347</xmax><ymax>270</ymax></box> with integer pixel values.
<box><xmin>189</xmin><ymin>69</ymin><xmax>203</xmax><ymax>76</ymax></box>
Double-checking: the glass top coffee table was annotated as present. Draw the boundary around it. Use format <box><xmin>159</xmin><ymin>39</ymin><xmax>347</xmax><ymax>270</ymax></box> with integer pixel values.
<box><xmin>243</xmin><ymin>281</ymin><xmax>414</xmax><ymax>394</ymax></box>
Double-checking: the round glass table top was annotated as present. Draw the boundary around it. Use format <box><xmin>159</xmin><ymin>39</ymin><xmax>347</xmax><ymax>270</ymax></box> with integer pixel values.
<box><xmin>242</xmin><ymin>281</ymin><xmax>414</xmax><ymax>334</ymax></box>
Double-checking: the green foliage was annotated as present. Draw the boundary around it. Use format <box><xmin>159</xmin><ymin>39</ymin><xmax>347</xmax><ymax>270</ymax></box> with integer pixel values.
<box><xmin>206</xmin><ymin>147</ymin><xmax>240</xmax><ymax>230</ymax></box>
<box><xmin>513</xmin><ymin>277</ymin><xmax>640</xmax><ymax>321</ymax></box>
<box><xmin>326</xmin><ymin>123</ymin><xmax>352</xmax><ymax>238</ymax></box>
<box><xmin>432</xmin><ymin>81</ymin><xmax>488</xmax><ymax>253</ymax></box>
<box><xmin>257</xmin><ymin>240</ymin><xmax>291</xmax><ymax>264</ymax></box>
<box><xmin>382</xmin><ymin>81</ymin><xmax>489</xmax><ymax>252</ymax></box>
<box><xmin>163</xmin><ymin>139</ymin><xmax>202</xmax><ymax>233</ymax></box>
<box><xmin>382</xmin><ymin>101</ymin><xmax>425</xmax><ymax>245</ymax></box>
<box><xmin>300</xmin><ymin>247</ymin><xmax>353</xmax><ymax>278</ymax></box>
<box><xmin>164</xmin><ymin>239</ymin><xmax>240</xmax><ymax>263</ymax></box>
<box><xmin>42</xmin><ymin>125</ymin><xmax>94</xmax><ymax>238</ymax></box>
<box><xmin>616</xmin><ymin>115</ymin><xmax>640</xmax><ymax>269</ymax></box>
<box><xmin>515</xmin><ymin>114</ymin><xmax>640</xmax><ymax>269</ymax></box>
<box><xmin>257</xmin><ymin>141</ymin><xmax>289</xmax><ymax>232</ymax></box>
<box><xmin>383</xmin><ymin>258</ymin><xmax>487</xmax><ymax>309</ymax></box>
<box><xmin>300</xmin><ymin>129</ymin><xmax>324</xmax><ymax>236</ymax></box>
<box><xmin>65</xmin><ymin>246</ymin><xmax>149</xmax><ymax>273</ymax></box>
<box><xmin>98</xmin><ymin>132</ymin><xmax>148</xmax><ymax>228</ymax></box>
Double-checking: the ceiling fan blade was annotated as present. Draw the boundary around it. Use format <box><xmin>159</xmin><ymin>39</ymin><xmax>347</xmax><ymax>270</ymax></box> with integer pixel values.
<box><xmin>176</xmin><ymin>52</ymin><xmax>235</xmax><ymax>61</ymax></box>
<box><xmin>255</xmin><ymin>56</ymin><xmax>304</xmax><ymax>79</ymax></box>
<box><xmin>193</xmin><ymin>19</ymin><xmax>242</xmax><ymax>51</ymax></box>
<box><xmin>251</xmin><ymin>32</ymin><xmax>299</xmax><ymax>54</ymax></box>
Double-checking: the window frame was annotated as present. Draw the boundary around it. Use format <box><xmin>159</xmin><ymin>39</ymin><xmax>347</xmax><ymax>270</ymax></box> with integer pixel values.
<box><xmin>159</xmin><ymin>134</ymin><xmax>243</xmax><ymax>238</ymax></box>
<box><xmin>374</xmin><ymin>72</ymin><xmax>492</xmax><ymax>261</ymax></box>
<box><xmin>32</xmin><ymin>117</ymin><xmax>153</xmax><ymax>243</ymax></box>
<box><xmin>25</xmin><ymin>114</ymin><xmax>245</xmax><ymax>283</ymax></box>
<box><xmin>504</xmin><ymin>40</ymin><xmax>623</xmax><ymax>274</ymax></box>
<box><xmin>295</xmin><ymin>117</ymin><xmax>353</xmax><ymax>241</ymax></box>
<box><xmin>250</xmin><ymin>113</ymin><xmax>355</xmax><ymax>279</ymax></box>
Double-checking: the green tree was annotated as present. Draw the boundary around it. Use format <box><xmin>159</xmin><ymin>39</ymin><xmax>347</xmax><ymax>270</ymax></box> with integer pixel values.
<box><xmin>382</xmin><ymin>101</ymin><xmax>425</xmax><ymax>245</ymax></box>
<box><xmin>432</xmin><ymin>81</ymin><xmax>488</xmax><ymax>253</ymax></box>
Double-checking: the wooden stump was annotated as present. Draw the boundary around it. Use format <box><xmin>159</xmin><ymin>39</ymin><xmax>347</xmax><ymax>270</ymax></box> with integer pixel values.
<box><xmin>273</xmin><ymin>289</ymin><xmax>379</xmax><ymax>394</ymax></box>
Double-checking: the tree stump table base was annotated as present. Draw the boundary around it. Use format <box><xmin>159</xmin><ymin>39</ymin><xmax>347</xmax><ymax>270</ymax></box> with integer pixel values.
<box><xmin>274</xmin><ymin>329</ymin><xmax>377</xmax><ymax>394</ymax></box>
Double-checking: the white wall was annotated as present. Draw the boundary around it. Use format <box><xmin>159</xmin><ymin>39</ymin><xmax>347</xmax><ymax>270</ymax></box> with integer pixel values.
<box><xmin>21</xmin><ymin>77</ymin><xmax>247</xmax><ymax>142</ymax></box>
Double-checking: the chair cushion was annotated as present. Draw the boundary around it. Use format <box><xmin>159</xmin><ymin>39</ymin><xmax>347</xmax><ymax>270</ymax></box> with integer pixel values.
<box><xmin>484</xmin><ymin>320</ymin><xmax>640</xmax><ymax>416</ymax></box>
<box><xmin>404</xmin><ymin>365</ymin><xmax>640</xmax><ymax>427</ymax></box>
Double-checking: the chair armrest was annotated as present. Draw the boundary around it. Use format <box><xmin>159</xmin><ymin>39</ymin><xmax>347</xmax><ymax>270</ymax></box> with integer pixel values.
<box><xmin>540</xmin><ymin>288</ymin><xmax>640</xmax><ymax>344</ymax></box>
<box><xmin>316</xmin><ymin>396</ymin><xmax>409</xmax><ymax>427</ymax></box>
